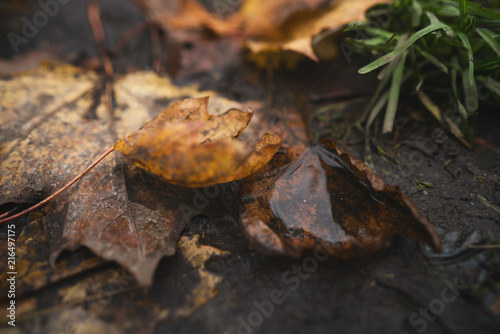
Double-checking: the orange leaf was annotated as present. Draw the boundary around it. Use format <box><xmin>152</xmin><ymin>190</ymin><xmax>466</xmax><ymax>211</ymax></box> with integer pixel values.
<box><xmin>114</xmin><ymin>97</ymin><xmax>282</xmax><ymax>187</ymax></box>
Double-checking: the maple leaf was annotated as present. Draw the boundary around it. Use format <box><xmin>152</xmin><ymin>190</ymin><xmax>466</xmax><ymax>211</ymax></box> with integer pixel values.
<box><xmin>0</xmin><ymin>220</ymin><xmax>105</xmax><ymax>296</ymax></box>
<box><xmin>0</xmin><ymin>62</ymin><xmax>263</xmax><ymax>286</ymax></box>
<box><xmin>0</xmin><ymin>221</ymin><xmax>227</xmax><ymax>333</ymax></box>
<box><xmin>239</xmin><ymin>109</ymin><xmax>442</xmax><ymax>257</ymax></box>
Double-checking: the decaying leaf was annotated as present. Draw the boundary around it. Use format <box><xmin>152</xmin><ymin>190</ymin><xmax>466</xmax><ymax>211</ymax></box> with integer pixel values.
<box><xmin>1</xmin><ymin>234</ymin><xmax>227</xmax><ymax>333</ymax></box>
<box><xmin>239</xmin><ymin>109</ymin><xmax>442</xmax><ymax>257</ymax></box>
<box><xmin>0</xmin><ymin>62</ymin><xmax>249</xmax><ymax>286</ymax></box>
<box><xmin>139</xmin><ymin>0</ymin><xmax>390</xmax><ymax>65</ymax></box>
<box><xmin>0</xmin><ymin>60</ymin><xmax>439</xmax><ymax>289</ymax></box>
<box><xmin>142</xmin><ymin>0</ymin><xmax>239</xmax><ymax>35</ymax></box>
<box><xmin>0</xmin><ymin>220</ymin><xmax>105</xmax><ymax>297</ymax></box>
<box><xmin>114</xmin><ymin>96</ymin><xmax>282</xmax><ymax>188</ymax></box>
<box><xmin>239</xmin><ymin>0</ymin><xmax>390</xmax><ymax>61</ymax></box>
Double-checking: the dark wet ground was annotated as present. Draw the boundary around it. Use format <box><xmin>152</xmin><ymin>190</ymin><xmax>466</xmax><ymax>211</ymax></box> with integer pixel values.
<box><xmin>1</xmin><ymin>1</ymin><xmax>499</xmax><ymax>333</ymax></box>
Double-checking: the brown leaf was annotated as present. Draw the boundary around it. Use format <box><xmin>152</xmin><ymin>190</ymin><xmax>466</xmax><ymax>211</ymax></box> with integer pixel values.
<box><xmin>138</xmin><ymin>0</ymin><xmax>389</xmax><ymax>64</ymax></box>
<box><xmin>0</xmin><ymin>220</ymin><xmax>104</xmax><ymax>298</ymax></box>
<box><xmin>2</xmin><ymin>235</ymin><xmax>227</xmax><ymax>332</ymax></box>
<box><xmin>142</xmin><ymin>0</ymin><xmax>240</xmax><ymax>35</ymax></box>
<box><xmin>239</xmin><ymin>108</ymin><xmax>442</xmax><ymax>257</ymax></box>
<box><xmin>0</xmin><ymin>63</ymin><xmax>248</xmax><ymax>286</ymax></box>
<box><xmin>114</xmin><ymin>96</ymin><xmax>282</xmax><ymax>188</ymax></box>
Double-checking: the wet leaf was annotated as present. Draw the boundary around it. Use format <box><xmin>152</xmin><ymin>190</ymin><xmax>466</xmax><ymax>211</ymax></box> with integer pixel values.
<box><xmin>114</xmin><ymin>96</ymin><xmax>282</xmax><ymax>188</ymax></box>
<box><xmin>0</xmin><ymin>62</ymin><xmax>244</xmax><ymax>286</ymax></box>
<box><xmin>239</xmin><ymin>109</ymin><xmax>442</xmax><ymax>257</ymax></box>
<box><xmin>2</xmin><ymin>235</ymin><xmax>227</xmax><ymax>332</ymax></box>
<box><xmin>0</xmin><ymin>220</ymin><xmax>105</xmax><ymax>297</ymax></box>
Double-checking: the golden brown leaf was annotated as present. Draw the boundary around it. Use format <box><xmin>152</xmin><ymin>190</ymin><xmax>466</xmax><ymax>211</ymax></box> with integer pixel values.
<box><xmin>114</xmin><ymin>96</ymin><xmax>282</xmax><ymax>188</ymax></box>
<box><xmin>142</xmin><ymin>0</ymin><xmax>239</xmax><ymax>35</ymax></box>
<box><xmin>0</xmin><ymin>63</ymin><xmax>251</xmax><ymax>286</ymax></box>
<box><xmin>138</xmin><ymin>0</ymin><xmax>389</xmax><ymax>64</ymax></box>
<box><xmin>239</xmin><ymin>0</ymin><xmax>390</xmax><ymax>61</ymax></box>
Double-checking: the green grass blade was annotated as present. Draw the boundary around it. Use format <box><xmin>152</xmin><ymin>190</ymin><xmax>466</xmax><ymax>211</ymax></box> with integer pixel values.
<box><xmin>411</xmin><ymin>0</ymin><xmax>423</xmax><ymax>27</ymax></box>
<box><xmin>367</xmin><ymin>90</ymin><xmax>389</xmax><ymax>127</ymax></box>
<box><xmin>365</xmin><ymin>26</ymin><xmax>395</xmax><ymax>39</ymax></box>
<box><xmin>475</xmin><ymin>55</ymin><xmax>500</xmax><ymax>72</ymax></box>
<box><xmin>440</xmin><ymin>0</ymin><xmax>500</xmax><ymax>20</ymax></box>
<box><xmin>459</xmin><ymin>0</ymin><xmax>468</xmax><ymax>28</ymax></box>
<box><xmin>414</xmin><ymin>45</ymin><xmax>448</xmax><ymax>73</ymax></box>
<box><xmin>457</xmin><ymin>31</ymin><xmax>475</xmax><ymax>85</ymax></box>
<box><xmin>464</xmin><ymin>1</ymin><xmax>500</xmax><ymax>20</ymax></box>
<box><xmin>383</xmin><ymin>50</ymin><xmax>408</xmax><ymax>134</ymax></box>
<box><xmin>478</xmin><ymin>76</ymin><xmax>500</xmax><ymax>100</ymax></box>
<box><xmin>359</xmin><ymin>22</ymin><xmax>449</xmax><ymax>74</ymax></box>
<box><xmin>474</xmin><ymin>19</ymin><xmax>500</xmax><ymax>29</ymax></box>
<box><xmin>476</xmin><ymin>28</ymin><xmax>500</xmax><ymax>54</ymax></box>
<box><xmin>426</xmin><ymin>11</ymin><xmax>467</xmax><ymax>49</ymax></box>
<box><xmin>457</xmin><ymin>32</ymin><xmax>477</xmax><ymax>115</ymax></box>
<box><xmin>358</xmin><ymin>34</ymin><xmax>410</xmax><ymax>124</ymax></box>
<box><xmin>435</xmin><ymin>5</ymin><xmax>460</xmax><ymax>17</ymax></box>
<box><xmin>450</xmin><ymin>56</ymin><xmax>468</xmax><ymax>119</ymax></box>
<box><xmin>462</xmin><ymin>67</ymin><xmax>478</xmax><ymax>114</ymax></box>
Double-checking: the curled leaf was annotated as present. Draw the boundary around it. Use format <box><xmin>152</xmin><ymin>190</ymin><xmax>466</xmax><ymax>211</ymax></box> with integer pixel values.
<box><xmin>114</xmin><ymin>97</ymin><xmax>282</xmax><ymax>188</ymax></box>
<box><xmin>239</xmin><ymin>0</ymin><xmax>391</xmax><ymax>61</ymax></box>
<box><xmin>239</xmin><ymin>110</ymin><xmax>441</xmax><ymax>257</ymax></box>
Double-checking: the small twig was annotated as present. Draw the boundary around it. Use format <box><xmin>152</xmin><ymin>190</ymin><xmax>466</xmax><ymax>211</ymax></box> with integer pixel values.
<box><xmin>88</xmin><ymin>0</ymin><xmax>114</xmax><ymax>77</ymax></box>
<box><xmin>88</xmin><ymin>1</ymin><xmax>117</xmax><ymax>138</ymax></box>
<box><xmin>0</xmin><ymin>147</ymin><xmax>116</xmax><ymax>224</ymax></box>
<box><xmin>131</xmin><ymin>0</ymin><xmax>165</xmax><ymax>73</ymax></box>
<box><xmin>149</xmin><ymin>23</ymin><xmax>162</xmax><ymax>73</ymax></box>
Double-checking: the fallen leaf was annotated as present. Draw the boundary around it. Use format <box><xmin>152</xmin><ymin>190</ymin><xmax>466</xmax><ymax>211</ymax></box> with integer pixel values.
<box><xmin>0</xmin><ymin>62</ymin><xmax>248</xmax><ymax>286</ymax></box>
<box><xmin>141</xmin><ymin>0</ymin><xmax>239</xmax><ymax>36</ymax></box>
<box><xmin>114</xmin><ymin>96</ymin><xmax>282</xmax><ymax>187</ymax></box>
<box><xmin>1</xmin><ymin>235</ymin><xmax>227</xmax><ymax>332</ymax></box>
<box><xmin>239</xmin><ymin>0</ymin><xmax>390</xmax><ymax>61</ymax></box>
<box><xmin>239</xmin><ymin>109</ymin><xmax>442</xmax><ymax>257</ymax></box>
<box><xmin>137</xmin><ymin>0</ymin><xmax>388</xmax><ymax>66</ymax></box>
<box><xmin>137</xmin><ymin>0</ymin><xmax>244</xmax><ymax>76</ymax></box>
<box><xmin>0</xmin><ymin>220</ymin><xmax>105</xmax><ymax>297</ymax></box>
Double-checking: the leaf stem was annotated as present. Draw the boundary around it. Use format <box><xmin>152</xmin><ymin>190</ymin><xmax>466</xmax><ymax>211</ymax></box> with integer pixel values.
<box><xmin>0</xmin><ymin>147</ymin><xmax>116</xmax><ymax>224</ymax></box>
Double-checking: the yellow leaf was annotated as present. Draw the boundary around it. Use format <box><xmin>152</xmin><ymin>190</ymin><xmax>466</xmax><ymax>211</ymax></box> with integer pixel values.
<box><xmin>114</xmin><ymin>97</ymin><xmax>282</xmax><ymax>187</ymax></box>
<box><xmin>240</xmin><ymin>0</ymin><xmax>390</xmax><ymax>62</ymax></box>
